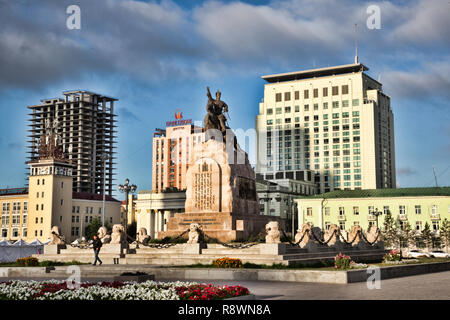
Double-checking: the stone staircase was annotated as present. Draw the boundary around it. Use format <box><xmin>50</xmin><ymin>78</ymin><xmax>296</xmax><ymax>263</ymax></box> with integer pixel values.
<box><xmin>35</xmin><ymin>243</ymin><xmax>385</xmax><ymax>267</ymax></box>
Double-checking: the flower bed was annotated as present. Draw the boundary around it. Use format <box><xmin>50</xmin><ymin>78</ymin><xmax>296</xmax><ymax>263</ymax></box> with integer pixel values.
<box><xmin>213</xmin><ymin>257</ymin><xmax>243</xmax><ymax>268</ymax></box>
<box><xmin>334</xmin><ymin>252</ymin><xmax>351</xmax><ymax>269</ymax></box>
<box><xmin>383</xmin><ymin>249</ymin><xmax>401</xmax><ymax>262</ymax></box>
<box><xmin>0</xmin><ymin>280</ymin><xmax>250</xmax><ymax>300</ymax></box>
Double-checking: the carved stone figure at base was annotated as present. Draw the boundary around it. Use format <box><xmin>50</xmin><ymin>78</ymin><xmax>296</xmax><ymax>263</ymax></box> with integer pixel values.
<box><xmin>325</xmin><ymin>224</ymin><xmax>341</xmax><ymax>246</ymax></box>
<box><xmin>295</xmin><ymin>223</ymin><xmax>312</xmax><ymax>248</ymax></box>
<box><xmin>348</xmin><ymin>225</ymin><xmax>363</xmax><ymax>246</ymax></box>
<box><xmin>187</xmin><ymin>223</ymin><xmax>203</xmax><ymax>244</ymax></box>
<box><xmin>97</xmin><ymin>226</ymin><xmax>111</xmax><ymax>244</ymax></box>
<box><xmin>366</xmin><ymin>226</ymin><xmax>382</xmax><ymax>243</ymax></box>
<box><xmin>110</xmin><ymin>224</ymin><xmax>126</xmax><ymax>244</ymax></box>
<box><xmin>49</xmin><ymin>226</ymin><xmax>65</xmax><ymax>245</ymax></box>
<box><xmin>137</xmin><ymin>227</ymin><xmax>151</xmax><ymax>244</ymax></box>
<box><xmin>265</xmin><ymin>221</ymin><xmax>281</xmax><ymax>244</ymax></box>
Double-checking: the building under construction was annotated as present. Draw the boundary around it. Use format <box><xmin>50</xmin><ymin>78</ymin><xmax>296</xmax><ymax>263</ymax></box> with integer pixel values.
<box><xmin>27</xmin><ymin>90</ymin><xmax>117</xmax><ymax>196</ymax></box>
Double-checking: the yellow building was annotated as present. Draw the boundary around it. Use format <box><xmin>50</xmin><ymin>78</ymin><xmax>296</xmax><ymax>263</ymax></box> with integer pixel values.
<box><xmin>0</xmin><ymin>188</ymin><xmax>28</xmax><ymax>241</ymax></box>
<box><xmin>0</xmin><ymin>158</ymin><xmax>121</xmax><ymax>243</ymax></box>
<box><xmin>295</xmin><ymin>187</ymin><xmax>450</xmax><ymax>234</ymax></box>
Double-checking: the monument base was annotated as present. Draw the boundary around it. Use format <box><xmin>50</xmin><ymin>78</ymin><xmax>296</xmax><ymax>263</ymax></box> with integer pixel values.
<box><xmin>44</xmin><ymin>244</ymin><xmax>66</xmax><ymax>254</ymax></box>
<box><xmin>159</xmin><ymin>211</ymin><xmax>284</xmax><ymax>242</ymax></box>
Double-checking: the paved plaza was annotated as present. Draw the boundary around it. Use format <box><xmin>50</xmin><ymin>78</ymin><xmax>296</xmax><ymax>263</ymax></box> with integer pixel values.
<box><xmin>3</xmin><ymin>270</ymin><xmax>450</xmax><ymax>300</ymax></box>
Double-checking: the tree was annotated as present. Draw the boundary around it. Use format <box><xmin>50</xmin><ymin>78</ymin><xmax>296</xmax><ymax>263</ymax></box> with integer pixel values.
<box><xmin>382</xmin><ymin>211</ymin><xmax>397</xmax><ymax>248</ymax></box>
<box><xmin>399</xmin><ymin>219</ymin><xmax>415</xmax><ymax>250</ymax></box>
<box><xmin>421</xmin><ymin>222</ymin><xmax>433</xmax><ymax>251</ymax></box>
<box><xmin>85</xmin><ymin>217</ymin><xmax>110</xmax><ymax>240</ymax></box>
<box><xmin>440</xmin><ymin>219</ymin><xmax>450</xmax><ymax>253</ymax></box>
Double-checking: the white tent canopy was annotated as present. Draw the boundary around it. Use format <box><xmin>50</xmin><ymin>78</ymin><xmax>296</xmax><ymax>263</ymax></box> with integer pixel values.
<box><xmin>12</xmin><ymin>239</ymin><xmax>28</xmax><ymax>246</ymax></box>
<box><xmin>0</xmin><ymin>240</ymin><xmax>10</xmax><ymax>246</ymax></box>
<box><xmin>0</xmin><ymin>239</ymin><xmax>44</xmax><ymax>263</ymax></box>
<box><xmin>29</xmin><ymin>239</ymin><xmax>44</xmax><ymax>246</ymax></box>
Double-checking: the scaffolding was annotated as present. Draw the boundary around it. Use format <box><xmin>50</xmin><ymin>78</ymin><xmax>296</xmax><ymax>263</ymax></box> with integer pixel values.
<box><xmin>27</xmin><ymin>90</ymin><xmax>117</xmax><ymax>196</ymax></box>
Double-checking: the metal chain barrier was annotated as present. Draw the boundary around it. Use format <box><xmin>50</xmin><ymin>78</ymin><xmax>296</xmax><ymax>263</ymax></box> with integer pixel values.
<box><xmin>201</xmin><ymin>232</ymin><xmax>261</xmax><ymax>249</ymax></box>
<box><xmin>339</xmin><ymin>230</ymin><xmax>361</xmax><ymax>245</ymax></box>
<box><xmin>360</xmin><ymin>229</ymin><xmax>381</xmax><ymax>246</ymax></box>
<box><xmin>280</xmin><ymin>229</ymin><xmax>307</xmax><ymax>246</ymax></box>
<box><xmin>137</xmin><ymin>229</ymin><xmax>190</xmax><ymax>249</ymax></box>
<box><xmin>309</xmin><ymin>229</ymin><xmax>338</xmax><ymax>245</ymax></box>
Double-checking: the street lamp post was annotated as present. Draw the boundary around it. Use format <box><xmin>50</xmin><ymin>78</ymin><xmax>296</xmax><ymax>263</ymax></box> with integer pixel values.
<box><xmin>118</xmin><ymin>178</ymin><xmax>137</xmax><ymax>235</ymax></box>
<box><xmin>101</xmin><ymin>154</ymin><xmax>111</xmax><ymax>227</ymax></box>
<box><xmin>292</xmin><ymin>201</ymin><xmax>297</xmax><ymax>239</ymax></box>
<box><xmin>372</xmin><ymin>208</ymin><xmax>383</xmax><ymax>229</ymax></box>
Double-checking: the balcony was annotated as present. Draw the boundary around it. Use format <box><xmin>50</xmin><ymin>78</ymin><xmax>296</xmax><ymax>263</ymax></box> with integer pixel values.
<box><xmin>430</xmin><ymin>214</ymin><xmax>440</xmax><ymax>220</ymax></box>
<box><xmin>338</xmin><ymin>214</ymin><xmax>346</xmax><ymax>221</ymax></box>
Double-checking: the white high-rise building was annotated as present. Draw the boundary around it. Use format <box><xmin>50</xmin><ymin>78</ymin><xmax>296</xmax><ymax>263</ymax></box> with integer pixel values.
<box><xmin>256</xmin><ymin>63</ymin><xmax>396</xmax><ymax>193</ymax></box>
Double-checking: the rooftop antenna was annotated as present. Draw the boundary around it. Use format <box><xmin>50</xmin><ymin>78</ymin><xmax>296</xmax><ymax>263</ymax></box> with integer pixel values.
<box><xmin>433</xmin><ymin>167</ymin><xmax>439</xmax><ymax>187</ymax></box>
<box><xmin>354</xmin><ymin>23</ymin><xmax>359</xmax><ymax>64</ymax></box>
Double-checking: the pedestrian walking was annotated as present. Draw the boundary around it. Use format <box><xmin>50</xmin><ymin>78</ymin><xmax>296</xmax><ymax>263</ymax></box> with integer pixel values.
<box><xmin>92</xmin><ymin>235</ymin><xmax>103</xmax><ymax>265</ymax></box>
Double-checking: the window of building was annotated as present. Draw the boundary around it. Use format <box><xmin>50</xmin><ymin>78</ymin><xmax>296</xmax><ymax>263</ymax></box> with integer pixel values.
<box><xmin>342</xmin><ymin>100</ymin><xmax>349</xmax><ymax>108</ymax></box>
<box><xmin>339</xmin><ymin>221</ymin><xmax>345</xmax><ymax>231</ymax></box>
<box><xmin>294</xmin><ymin>91</ymin><xmax>299</xmax><ymax>100</ymax></box>
<box><xmin>306</xmin><ymin>207</ymin><xmax>312</xmax><ymax>216</ymax></box>
<box><xmin>284</xmin><ymin>92</ymin><xmax>291</xmax><ymax>101</ymax></box>
<box><xmin>339</xmin><ymin>207</ymin><xmax>345</xmax><ymax>216</ymax></box>
<box><xmin>342</xmin><ymin>85</ymin><xmax>349</xmax><ymax>94</ymax></box>
<box><xmin>313</xmin><ymin>88</ymin><xmax>318</xmax><ymax>98</ymax></box>
<box><xmin>323</xmin><ymin>102</ymin><xmax>328</xmax><ymax>109</ymax></box>
<box><xmin>431</xmin><ymin>205</ymin><xmax>438</xmax><ymax>215</ymax></box>
<box><xmin>304</xmin><ymin>90</ymin><xmax>309</xmax><ymax>99</ymax></box>
<box><xmin>332</xmin><ymin>101</ymin><xmax>339</xmax><ymax>108</ymax></box>
<box><xmin>324</xmin><ymin>207</ymin><xmax>330</xmax><ymax>215</ymax></box>
<box><xmin>275</xmin><ymin>93</ymin><xmax>282</xmax><ymax>102</ymax></box>
<box><xmin>415</xmin><ymin>205</ymin><xmax>421</xmax><ymax>214</ymax></box>
<box><xmin>332</xmin><ymin>86</ymin><xmax>339</xmax><ymax>95</ymax></box>
<box><xmin>432</xmin><ymin>221</ymin><xmax>439</xmax><ymax>232</ymax></box>
<box><xmin>353</xmin><ymin>206</ymin><xmax>359</xmax><ymax>215</ymax></box>
<box><xmin>399</xmin><ymin>205</ymin><xmax>406</xmax><ymax>215</ymax></box>
<box><xmin>416</xmin><ymin>221</ymin><xmax>422</xmax><ymax>231</ymax></box>
<box><xmin>285</xmin><ymin>106</ymin><xmax>291</xmax><ymax>113</ymax></box>
<box><xmin>352</xmin><ymin>99</ymin><xmax>359</xmax><ymax>106</ymax></box>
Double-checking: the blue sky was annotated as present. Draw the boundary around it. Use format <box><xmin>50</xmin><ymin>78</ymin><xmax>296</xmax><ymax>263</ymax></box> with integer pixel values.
<box><xmin>0</xmin><ymin>0</ymin><xmax>449</xmax><ymax>194</ymax></box>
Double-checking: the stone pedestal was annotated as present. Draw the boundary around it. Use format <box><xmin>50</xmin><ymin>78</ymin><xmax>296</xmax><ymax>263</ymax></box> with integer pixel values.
<box><xmin>102</xmin><ymin>243</ymin><xmax>128</xmax><ymax>256</ymax></box>
<box><xmin>44</xmin><ymin>244</ymin><xmax>66</xmax><ymax>254</ymax></box>
<box><xmin>183</xmin><ymin>243</ymin><xmax>207</xmax><ymax>254</ymax></box>
<box><xmin>160</xmin><ymin>211</ymin><xmax>282</xmax><ymax>242</ymax></box>
<box><xmin>258</xmin><ymin>243</ymin><xmax>287</xmax><ymax>255</ymax></box>
<box><xmin>160</xmin><ymin>139</ymin><xmax>284</xmax><ymax>242</ymax></box>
